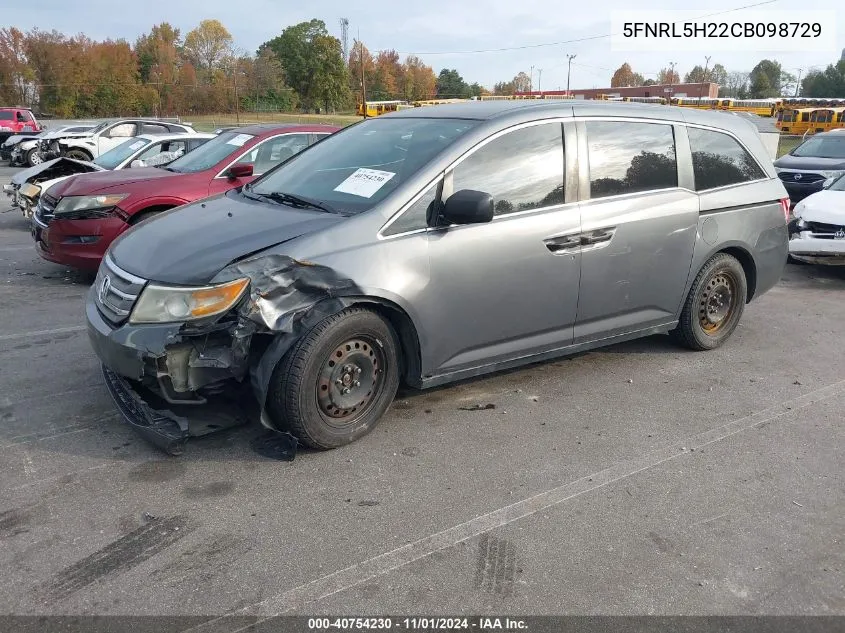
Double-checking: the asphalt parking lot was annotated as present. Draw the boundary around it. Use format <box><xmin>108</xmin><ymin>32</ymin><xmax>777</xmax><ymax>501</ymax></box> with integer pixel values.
<box><xmin>1</xmin><ymin>163</ymin><xmax>843</xmax><ymax>620</ymax></box>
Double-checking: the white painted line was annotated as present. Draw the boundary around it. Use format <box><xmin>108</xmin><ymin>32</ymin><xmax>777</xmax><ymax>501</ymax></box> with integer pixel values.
<box><xmin>183</xmin><ymin>378</ymin><xmax>845</xmax><ymax>631</ymax></box>
<box><xmin>0</xmin><ymin>325</ymin><xmax>86</xmax><ymax>342</ymax></box>
<box><xmin>0</xmin><ymin>245</ymin><xmax>35</xmax><ymax>253</ymax></box>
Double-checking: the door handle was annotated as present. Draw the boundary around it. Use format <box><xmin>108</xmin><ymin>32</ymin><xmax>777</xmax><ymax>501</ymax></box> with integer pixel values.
<box><xmin>543</xmin><ymin>234</ymin><xmax>581</xmax><ymax>254</ymax></box>
<box><xmin>581</xmin><ymin>228</ymin><xmax>615</xmax><ymax>245</ymax></box>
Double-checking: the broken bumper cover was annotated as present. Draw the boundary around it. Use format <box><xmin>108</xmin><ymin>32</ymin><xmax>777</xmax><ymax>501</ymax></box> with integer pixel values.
<box><xmin>87</xmin><ymin>292</ymin><xmax>251</xmax><ymax>454</ymax></box>
<box><xmin>788</xmin><ymin>234</ymin><xmax>845</xmax><ymax>265</ymax></box>
<box><xmin>101</xmin><ymin>364</ymin><xmax>190</xmax><ymax>455</ymax></box>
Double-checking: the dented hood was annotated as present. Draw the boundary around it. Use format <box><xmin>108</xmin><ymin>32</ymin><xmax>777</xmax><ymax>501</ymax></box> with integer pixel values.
<box><xmin>795</xmin><ymin>189</ymin><xmax>845</xmax><ymax>225</ymax></box>
<box><xmin>110</xmin><ymin>190</ymin><xmax>346</xmax><ymax>286</ymax></box>
<box><xmin>11</xmin><ymin>156</ymin><xmax>104</xmax><ymax>186</ymax></box>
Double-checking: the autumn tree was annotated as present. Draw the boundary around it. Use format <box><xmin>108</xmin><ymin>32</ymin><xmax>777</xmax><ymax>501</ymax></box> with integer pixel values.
<box><xmin>183</xmin><ymin>19</ymin><xmax>233</xmax><ymax>70</ymax></box>
<box><xmin>347</xmin><ymin>38</ymin><xmax>375</xmax><ymax>97</ymax></box>
<box><xmin>401</xmin><ymin>55</ymin><xmax>436</xmax><ymax>100</ymax></box>
<box><xmin>611</xmin><ymin>63</ymin><xmax>637</xmax><ymax>87</ymax></box>
<box><xmin>0</xmin><ymin>28</ymin><xmax>34</xmax><ymax>105</ymax></box>
<box><xmin>657</xmin><ymin>67</ymin><xmax>680</xmax><ymax>84</ymax></box>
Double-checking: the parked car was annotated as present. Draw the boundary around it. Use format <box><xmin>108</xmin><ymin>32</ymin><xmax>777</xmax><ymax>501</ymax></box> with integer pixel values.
<box><xmin>788</xmin><ymin>173</ymin><xmax>845</xmax><ymax>265</ymax></box>
<box><xmin>6</xmin><ymin>124</ymin><xmax>97</xmax><ymax>166</ymax></box>
<box><xmin>33</xmin><ymin>124</ymin><xmax>337</xmax><ymax>271</ymax></box>
<box><xmin>84</xmin><ymin>101</ymin><xmax>789</xmax><ymax>455</ymax></box>
<box><xmin>6</xmin><ymin>133</ymin><xmax>214</xmax><ymax>218</ymax></box>
<box><xmin>0</xmin><ymin>107</ymin><xmax>43</xmax><ymax>134</ymax></box>
<box><xmin>774</xmin><ymin>129</ymin><xmax>845</xmax><ymax>205</ymax></box>
<box><xmin>39</xmin><ymin>118</ymin><xmax>197</xmax><ymax>162</ymax></box>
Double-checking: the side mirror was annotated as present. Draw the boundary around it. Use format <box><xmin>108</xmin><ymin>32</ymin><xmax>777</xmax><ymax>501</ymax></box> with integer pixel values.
<box><xmin>225</xmin><ymin>163</ymin><xmax>253</xmax><ymax>179</ymax></box>
<box><xmin>441</xmin><ymin>189</ymin><xmax>494</xmax><ymax>225</ymax></box>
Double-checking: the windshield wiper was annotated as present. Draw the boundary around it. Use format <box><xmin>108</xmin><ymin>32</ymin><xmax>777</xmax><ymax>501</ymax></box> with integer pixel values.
<box><xmin>247</xmin><ymin>188</ymin><xmax>343</xmax><ymax>214</ymax></box>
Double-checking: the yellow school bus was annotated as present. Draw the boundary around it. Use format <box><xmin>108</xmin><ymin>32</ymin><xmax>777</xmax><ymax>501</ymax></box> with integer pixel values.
<box><xmin>356</xmin><ymin>100</ymin><xmax>406</xmax><ymax>117</ymax></box>
<box><xmin>776</xmin><ymin>107</ymin><xmax>815</xmax><ymax>134</ymax></box>
<box><xmin>808</xmin><ymin>107</ymin><xmax>845</xmax><ymax>134</ymax></box>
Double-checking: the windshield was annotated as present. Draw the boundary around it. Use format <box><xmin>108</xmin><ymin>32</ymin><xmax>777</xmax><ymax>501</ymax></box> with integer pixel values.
<box><xmin>828</xmin><ymin>174</ymin><xmax>845</xmax><ymax>191</ymax></box>
<box><xmin>792</xmin><ymin>135</ymin><xmax>845</xmax><ymax>159</ymax></box>
<box><xmin>249</xmin><ymin>117</ymin><xmax>479</xmax><ymax>214</ymax></box>
<box><xmin>94</xmin><ymin>138</ymin><xmax>151</xmax><ymax>169</ymax></box>
<box><xmin>165</xmin><ymin>130</ymin><xmax>255</xmax><ymax>173</ymax></box>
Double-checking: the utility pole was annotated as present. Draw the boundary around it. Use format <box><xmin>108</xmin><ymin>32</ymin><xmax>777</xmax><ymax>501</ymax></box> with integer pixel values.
<box><xmin>359</xmin><ymin>31</ymin><xmax>366</xmax><ymax>118</ymax></box>
<box><xmin>530</xmin><ymin>65</ymin><xmax>534</xmax><ymax>93</ymax></box>
<box><xmin>795</xmin><ymin>68</ymin><xmax>803</xmax><ymax>97</ymax></box>
<box><xmin>566</xmin><ymin>54</ymin><xmax>576</xmax><ymax>95</ymax></box>
<box><xmin>702</xmin><ymin>55</ymin><xmax>711</xmax><ymax>98</ymax></box>
<box><xmin>537</xmin><ymin>68</ymin><xmax>543</xmax><ymax>94</ymax></box>
<box><xmin>668</xmin><ymin>61</ymin><xmax>677</xmax><ymax>100</ymax></box>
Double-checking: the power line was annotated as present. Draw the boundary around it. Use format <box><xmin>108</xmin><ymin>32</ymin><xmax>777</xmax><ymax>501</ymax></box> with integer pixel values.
<box><xmin>381</xmin><ymin>0</ymin><xmax>781</xmax><ymax>56</ymax></box>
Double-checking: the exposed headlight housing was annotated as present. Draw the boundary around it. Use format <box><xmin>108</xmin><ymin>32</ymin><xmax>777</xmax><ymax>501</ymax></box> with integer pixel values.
<box><xmin>819</xmin><ymin>170</ymin><xmax>845</xmax><ymax>180</ymax></box>
<box><xmin>54</xmin><ymin>194</ymin><xmax>129</xmax><ymax>215</ymax></box>
<box><xmin>129</xmin><ymin>277</ymin><xmax>250</xmax><ymax>324</ymax></box>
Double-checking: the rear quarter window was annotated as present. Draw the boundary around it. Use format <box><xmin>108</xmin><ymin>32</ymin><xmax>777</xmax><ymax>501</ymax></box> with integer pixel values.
<box><xmin>687</xmin><ymin>127</ymin><xmax>766</xmax><ymax>191</ymax></box>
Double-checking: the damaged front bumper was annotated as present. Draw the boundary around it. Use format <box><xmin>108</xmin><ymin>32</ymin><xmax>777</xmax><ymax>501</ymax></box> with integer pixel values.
<box><xmin>87</xmin><ymin>290</ymin><xmax>256</xmax><ymax>454</ymax></box>
<box><xmin>789</xmin><ymin>233</ymin><xmax>845</xmax><ymax>265</ymax></box>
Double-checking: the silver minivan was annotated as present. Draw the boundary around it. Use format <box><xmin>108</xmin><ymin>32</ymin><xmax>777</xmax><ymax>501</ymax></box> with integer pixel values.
<box><xmin>87</xmin><ymin>101</ymin><xmax>790</xmax><ymax>454</ymax></box>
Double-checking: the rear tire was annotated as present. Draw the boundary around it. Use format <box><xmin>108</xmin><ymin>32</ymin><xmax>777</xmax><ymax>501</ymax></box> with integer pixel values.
<box><xmin>64</xmin><ymin>149</ymin><xmax>93</xmax><ymax>161</ymax></box>
<box><xmin>266</xmin><ymin>307</ymin><xmax>401</xmax><ymax>449</ymax></box>
<box><xmin>673</xmin><ymin>253</ymin><xmax>747</xmax><ymax>351</ymax></box>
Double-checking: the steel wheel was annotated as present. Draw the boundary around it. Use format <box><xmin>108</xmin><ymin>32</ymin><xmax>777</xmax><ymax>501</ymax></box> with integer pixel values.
<box><xmin>316</xmin><ymin>337</ymin><xmax>385</xmax><ymax>427</ymax></box>
<box><xmin>27</xmin><ymin>149</ymin><xmax>43</xmax><ymax>166</ymax></box>
<box><xmin>698</xmin><ymin>270</ymin><xmax>738</xmax><ymax>335</ymax></box>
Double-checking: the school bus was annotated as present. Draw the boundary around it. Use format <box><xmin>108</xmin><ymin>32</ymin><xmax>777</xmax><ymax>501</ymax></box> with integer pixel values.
<box><xmin>356</xmin><ymin>100</ymin><xmax>406</xmax><ymax>117</ymax></box>
<box><xmin>623</xmin><ymin>96</ymin><xmax>667</xmax><ymax>105</ymax></box>
<box><xmin>412</xmin><ymin>98</ymin><xmax>470</xmax><ymax>107</ymax></box>
<box><xmin>776</xmin><ymin>107</ymin><xmax>815</xmax><ymax>134</ymax></box>
<box><xmin>807</xmin><ymin>107</ymin><xmax>845</xmax><ymax>134</ymax></box>
<box><xmin>672</xmin><ymin>97</ymin><xmax>718</xmax><ymax>109</ymax></box>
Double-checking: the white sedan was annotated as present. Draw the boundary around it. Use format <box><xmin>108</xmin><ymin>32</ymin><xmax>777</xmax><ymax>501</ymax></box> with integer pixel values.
<box><xmin>789</xmin><ymin>174</ymin><xmax>845</xmax><ymax>265</ymax></box>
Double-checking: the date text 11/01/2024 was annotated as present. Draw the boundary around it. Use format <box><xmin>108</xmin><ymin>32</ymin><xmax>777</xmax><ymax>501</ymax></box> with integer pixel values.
<box><xmin>307</xmin><ymin>617</ymin><xmax>528</xmax><ymax>630</ymax></box>
<box><xmin>621</xmin><ymin>22</ymin><xmax>822</xmax><ymax>38</ymax></box>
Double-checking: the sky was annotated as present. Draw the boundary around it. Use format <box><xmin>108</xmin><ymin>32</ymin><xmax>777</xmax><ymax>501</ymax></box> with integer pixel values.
<box><xmin>16</xmin><ymin>0</ymin><xmax>845</xmax><ymax>90</ymax></box>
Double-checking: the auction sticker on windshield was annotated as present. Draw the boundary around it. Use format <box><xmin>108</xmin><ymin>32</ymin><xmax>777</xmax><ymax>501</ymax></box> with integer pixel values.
<box><xmin>226</xmin><ymin>133</ymin><xmax>253</xmax><ymax>147</ymax></box>
<box><xmin>333</xmin><ymin>168</ymin><xmax>395</xmax><ymax>198</ymax></box>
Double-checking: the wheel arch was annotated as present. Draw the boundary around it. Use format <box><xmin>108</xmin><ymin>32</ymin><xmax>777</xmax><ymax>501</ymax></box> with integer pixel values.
<box><xmin>719</xmin><ymin>245</ymin><xmax>757</xmax><ymax>303</ymax></box>
<box><xmin>128</xmin><ymin>204</ymin><xmax>177</xmax><ymax>225</ymax></box>
<box><xmin>344</xmin><ymin>296</ymin><xmax>423</xmax><ymax>388</ymax></box>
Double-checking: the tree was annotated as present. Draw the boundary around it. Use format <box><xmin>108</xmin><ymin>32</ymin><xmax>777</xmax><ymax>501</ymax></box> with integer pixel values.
<box><xmin>684</xmin><ymin>65</ymin><xmax>707</xmax><ymax>83</ymax></box>
<box><xmin>183</xmin><ymin>19</ymin><xmax>233</xmax><ymax>70</ymax></box>
<box><xmin>802</xmin><ymin>60</ymin><xmax>845</xmax><ymax>98</ymax></box>
<box><xmin>710</xmin><ymin>63</ymin><xmax>728</xmax><ymax>87</ymax></box>
<box><xmin>260</xmin><ymin>20</ymin><xmax>349</xmax><ymax>111</ymax></box>
<box><xmin>436</xmin><ymin>68</ymin><xmax>469</xmax><ymax>98</ymax></box>
<box><xmin>371</xmin><ymin>49</ymin><xmax>402</xmax><ymax>100</ymax></box>
<box><xmin>401</xmin><ymin>55</ymin><xmax>436</xmax><ymax>100</ymax></box>
<box><xmin>512</xmin><ymin>71</ymin><xmax>531</xmax><ymax>93</ymax></box>
<box><xmin>722</xmin><ymin>71</ymin><xmax>749</xmax><ymax>98</ymax></box>
<box><xmin>493</xmin><ymin>80</ymin><xmax>514</xmax><ymax>95</ymax></box>
<box><xmin>611</xmin><ymin>63</ymin><xmax>637</xmax><ymax>88</ymax></box>
<box><xmin>469</xmin><ymin>82</ymin><xmax>489</xmax><ymax>97</ymax></box>
<box><xmin>0</xmin><ymin>28</ymin><xmax>34</xmax><ymax>106</ymax></box>
<box><xmin>632</xmin><ymin>73</ymin><xmax>645</xmax><ymax>86</ymax></box>
<box><xmin>657</xmin><ymin>67</ymin><xmax>680</xmax><ymax>84</ymax></box>
<box><xmin>748</xmin><ymin>59</ymin><xmax>793</xmax><ymax>97</ymax></box>
<box><xmin>643</xmin><ymin>78</ymin><xmax>656</xmax><ymax>86</ymax></box>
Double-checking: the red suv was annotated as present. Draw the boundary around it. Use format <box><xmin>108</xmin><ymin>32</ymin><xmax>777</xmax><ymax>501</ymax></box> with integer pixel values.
<box><xmin>0</xmin><ymin>107</ymin><xmax>42</xmax><ymax>133</ymax></box>
<box><xmin>32</xmin><ymin>124</ymin><xmax>339</xmax><ymax>271</ymax></box>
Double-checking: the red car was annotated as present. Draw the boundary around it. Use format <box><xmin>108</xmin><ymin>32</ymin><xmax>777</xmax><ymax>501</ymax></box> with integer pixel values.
<box><xmin>0</xmin><ymin>107</ymin><xmax>42</xmax><ymax>133</ymax></box>
<box><xmin>32</xmin><ymin>124</ymin><xmax>339</xmax><ymax>271</ymax></box>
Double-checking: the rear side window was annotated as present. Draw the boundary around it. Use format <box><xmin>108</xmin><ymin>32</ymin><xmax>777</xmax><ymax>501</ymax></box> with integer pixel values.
<box><xmin>142</xmin><ymin>123</ymin><xmax>170</xmax><ymax>134</ymax></box>
<box><xmin>687</xmin><ymin>127</ymin><xmax>766</xmax><ymax>191</ymax></box>
<box><xmin>585</xmin><ymin>121</ymin><xmax>677</xmax><ymax>199</ymax></box>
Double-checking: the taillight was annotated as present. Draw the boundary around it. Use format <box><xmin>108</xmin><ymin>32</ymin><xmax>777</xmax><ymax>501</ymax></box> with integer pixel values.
<box><xmin>780</xmin><ymin>197</ymin><xmax>790</xmax><ymax>222</ymax></box>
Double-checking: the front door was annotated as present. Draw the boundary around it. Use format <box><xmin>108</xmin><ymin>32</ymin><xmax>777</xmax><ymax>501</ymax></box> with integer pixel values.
<box><xmin>573</xmin><ymin>119</ymin><xmax>698</xmax><ymax>343</ymax></box>
<box><xmin>421</xmin><ymin>121</ymin><xmax>582</xmax><ymax>378</ymax></box>
<box><xmin>208</xmin><ymin>133</ymin><xmax>311</xmax><ymax>196</ymax></box>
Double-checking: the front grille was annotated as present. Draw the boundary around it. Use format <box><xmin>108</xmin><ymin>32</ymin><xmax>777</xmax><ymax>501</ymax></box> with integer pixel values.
<box><xmin>35</xmin><ymin>193</ymin><xmax>58</xmax><ymax>225</ymax></box>
<box><xmin>94</xmin><ymin>254</ymin><xmax>147</xmax><ymax>325</ymax></box>
<box><xmin>804</xmin><ymin>221</ymin><xmax>845</xmax><ymax>238</ymax></box>
<box><xmin>778</xmin><ymin>171</ymin><xmax>826</xmax><ymax>184</ymax></box>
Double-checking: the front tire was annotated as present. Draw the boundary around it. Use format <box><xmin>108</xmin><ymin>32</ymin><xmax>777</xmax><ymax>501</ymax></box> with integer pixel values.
<box><xmin>267</xmin><ymin>307</ymin><xmax>401</xmax><ymax>449</ymax></box>
<box><xmin>64</xmin><ymin>148</ymin><xmax>93</xmax><ymax>161</ymax></box>
<box><xmin>673</xmin><ymin>253</ymin><xmax>747</xmax><ymax>351</ymax></box>
<box><xmin>25</xmin><ymin>148</ymin><xmax>42</xmax><ymax>167</ymax></box>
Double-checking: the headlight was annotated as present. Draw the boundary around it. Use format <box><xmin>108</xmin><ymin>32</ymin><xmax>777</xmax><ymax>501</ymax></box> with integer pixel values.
<box><xmin>819</xmin><ymin>170</ymin><xmax>845</xmax><ymax>180</ymax></box>
<box><xmin>129</xmin><ymin>277</ymin><xmax>250</xmax><ymax>324</ymax></box>
<box><xmin>54</xmin><ymin>194</ymin><xmax>129</xmax><ymax>214</ymax></box>
<box><xmin>792</xmin><ymin>201</ymin><xmax>805</xmax><ymax>218</ymax></box>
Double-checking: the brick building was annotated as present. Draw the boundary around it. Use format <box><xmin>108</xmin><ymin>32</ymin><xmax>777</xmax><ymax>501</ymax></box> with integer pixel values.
<box><xmin>515</xmin><ymin>82</ymin><xmax>720</xmax><ymax>100</ymax></box>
